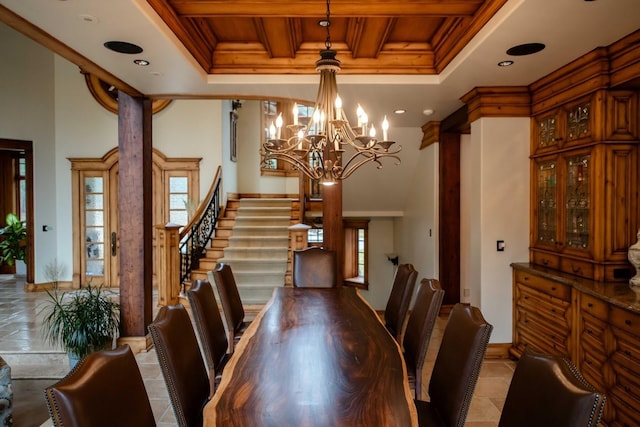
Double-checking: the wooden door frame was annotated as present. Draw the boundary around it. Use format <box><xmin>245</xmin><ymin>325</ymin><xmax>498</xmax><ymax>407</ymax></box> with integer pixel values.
<box><xmin>0</xmin><ymin>139</ymin><xmax>34</xmax><ymax>283</ymax></box>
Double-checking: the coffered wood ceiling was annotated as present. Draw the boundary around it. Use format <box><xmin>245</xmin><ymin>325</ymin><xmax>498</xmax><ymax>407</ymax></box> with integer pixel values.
<box><xmin>146</xmin><ymin>0</ymin><xmax>507</xmax><ymax>75</ymax></box>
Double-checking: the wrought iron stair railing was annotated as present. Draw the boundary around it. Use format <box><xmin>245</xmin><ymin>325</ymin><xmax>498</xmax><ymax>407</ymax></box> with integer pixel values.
<box><xmin>179</xmin><ymin>166</ymin><xmax>222</xmax><ymax>285</ymax></box>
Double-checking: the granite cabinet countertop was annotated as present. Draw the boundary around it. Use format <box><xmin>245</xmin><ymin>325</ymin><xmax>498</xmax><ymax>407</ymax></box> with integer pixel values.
<box><xmin>512</xmin><ymin>262</ymin><xmax>640</xmax><ymax>314</ymax></box>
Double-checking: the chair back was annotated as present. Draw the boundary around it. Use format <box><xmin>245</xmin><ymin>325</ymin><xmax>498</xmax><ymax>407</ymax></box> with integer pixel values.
<box><xmin>187</xmin><ymin>279</ymin><xmax>230</xmax><ymax>385</ymax></box>
<box><xmin>292</xmin><ymin>246</ymin><xmax>337</xmax><ymax>288</ymax></box>
<box><xmin>498</xmin><ymin>347</ymin><xmax>606</xmax><ymax>427</ymax></box>
<box><xmin>148</xmin><ymin>304</ymin><xmax>210</xmax><ymax>427</ymax></box>
<box><xmin>44</xmin><ymin>345</ymin><xmax>155</xmax><ymax>427</ymax></box>
<box><xmin>384</xmin><ymin>263</ymin><xmax>418</xmax><ymax>341</ymax></box>
<box><xmin>210</xmin><ymin>262</ymin><xmax>246</xmax><ymax>337</ymax></box>
<box><xmin>403</xmin><ymin>278</ymin><xmax>445</xmax><ymax>399</ymax></box>
<box><xmin>428</xmin><ymin>303</ymin><xmax>493</xmax><ymax>427</ymax></box>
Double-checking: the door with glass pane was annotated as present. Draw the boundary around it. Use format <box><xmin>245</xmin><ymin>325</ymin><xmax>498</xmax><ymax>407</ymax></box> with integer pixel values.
<box><xmin>76</xmin><ymin>168</ymin><xmax>119</xmax><ymax>287</ymax></box>
<box><xmin>71</xmin><ymin>149</ymin><xmax>199</xmax><ymax>289</ymax></box>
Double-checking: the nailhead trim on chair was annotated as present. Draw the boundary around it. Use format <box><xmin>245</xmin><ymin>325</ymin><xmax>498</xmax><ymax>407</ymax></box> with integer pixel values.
<box><xmin>44</xmin><ymin>353</ymin><xmax>92</xmax><ymax>427</ymax></box>
<box><xmin>561</xmin><ymin>357</ymin><xmax>606</xmax><ymax>427</ymax></box>
<box><xmin>456</xmin><ymin>325</ymin><xmax>493</xmax><ymax>427</ymax></box>
<box><xmin>149</xmin><ymin>326</ymin><xmax>188</xmax><ymax>426</ymax></box>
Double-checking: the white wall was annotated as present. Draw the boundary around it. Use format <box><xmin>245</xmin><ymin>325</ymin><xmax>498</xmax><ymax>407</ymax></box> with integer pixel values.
<box><xmin>396</xmin><ymin>143</ymin><xmax>439</xmax><ymax>281</ymax></box>
<box><xmin>1</xmin><ymin>24</ymin><xmax>57</xmax><ymax>281</ymax></box>
<box><xmin>461</xmin><ymin>117</ymin><xmax>530</xmax><ymax>343</ymax></box>
<box><xmin>358</xmin><ymin>218</ymin><xmax>398</xmax><ymax>309</ymax></box>
<box><xmin>236</xmin><ymin>100</ymin><xmax>297</xmax><ymax>195</ymax></box>
<box><xmin>343</xmin><ymin>127</ymin><xmax>423</xmax><ymax>214</ymax></box>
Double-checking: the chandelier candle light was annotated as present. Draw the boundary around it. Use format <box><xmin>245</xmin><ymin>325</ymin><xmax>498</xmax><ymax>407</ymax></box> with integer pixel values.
<box><xmin>261</xmin><ymin>0</ymin><xmax>401</xmax><ymax>185</ymax></box>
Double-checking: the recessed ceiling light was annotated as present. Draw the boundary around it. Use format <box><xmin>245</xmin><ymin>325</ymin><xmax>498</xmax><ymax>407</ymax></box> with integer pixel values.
<box><xmin>506</xmin><ymin>43</ymin><xmax>545</xmax><ymax>56</ymax></box>
<box><xmin>423</xmin><ymin>109</ymin><xmax>434</xmax><ymax>116</ymax></box>
<box><xmin>134</xmin><ymin>59</ymin><xmax>150</xmax><ymax>66</ymax></box>
<box><xmin>104</xmin><ymin>41</ymin><xmax>143</xmax><ymax>54</ymax></box>
<box><xmin>78</xmin><ymin>14</ymin><xmax>98</xmax><ymax>23</ymax></box>
<box><xmin>394</xmin><ymin>109</ymin><xmax>406</xmax><ymax>114</ymax></box>
<box><xmin>498</xmin><ymin>60</ymin><xmax>514</xmax><ymax>67</ymax></box>
<box><xmin>150</xmin><ymin>71</ymin><xmax>163</xmax><ymax>77</ymax></box>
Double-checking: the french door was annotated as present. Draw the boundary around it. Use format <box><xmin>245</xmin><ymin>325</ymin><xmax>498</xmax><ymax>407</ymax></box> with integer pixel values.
<box><xmin>70</xmin><ymin>148</ymin><xmax>199</xmax><ymax>288</ymax></box>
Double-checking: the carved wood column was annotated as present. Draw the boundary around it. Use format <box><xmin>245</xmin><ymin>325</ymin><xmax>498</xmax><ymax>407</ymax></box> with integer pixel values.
<box><xmin>117</xmin><ymin>92</ymin><xmax>153</xmax><ymax>353</ymax></box>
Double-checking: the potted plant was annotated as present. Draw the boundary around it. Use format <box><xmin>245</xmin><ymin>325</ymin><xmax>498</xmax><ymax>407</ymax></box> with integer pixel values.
<box><xmin>0</xmin><ymin>212</ymin><xmax>26</xmax><ymax>267</ymax></box>
<box><xmin>41</xmin><ymin>283</ymin><xmax>120</xmax><ymax>367</ymax></box>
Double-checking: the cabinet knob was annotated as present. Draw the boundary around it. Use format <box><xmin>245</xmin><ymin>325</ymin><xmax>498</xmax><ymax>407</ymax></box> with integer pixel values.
<box><xmin>551</xmin><ymin>287</ymin><xmax>557</xmax><ymax>291</ymax></box>
<box><xmin>542</xmin><ymin>259</ymin><xmax>550</xmax><ymax>266</ymax></box>
<box><xmin>625</xmin><ymin>319</ymin><xmax>632</xmax><ymax>326</ymax></box>
<box><xmin>588</xmin><ymin>303</ymin><xmax>593</xmax><ymax>308</ymax></box>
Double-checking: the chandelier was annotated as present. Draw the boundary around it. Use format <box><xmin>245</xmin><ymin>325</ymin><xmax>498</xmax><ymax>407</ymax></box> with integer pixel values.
<box><xmin>261</xmin><ymin>0</ymin><xmax>401</xmax><ymax>185</ymax></box>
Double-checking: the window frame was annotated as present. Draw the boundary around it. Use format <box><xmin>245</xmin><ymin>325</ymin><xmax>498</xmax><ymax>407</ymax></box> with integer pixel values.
<box><xmin>343</xmin><ymin>218</ymin><xmax>369</xmax><ymax>289</ymax></box>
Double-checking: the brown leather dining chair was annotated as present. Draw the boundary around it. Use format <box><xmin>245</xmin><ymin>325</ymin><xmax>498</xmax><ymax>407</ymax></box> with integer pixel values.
<box><xmin>498</xmin><ymin>346</ymin><xmax>606</xmax><ymax>427</ymax></box>
<box><xmin>209</xmin><ymin>262</ymin><xmax>251</xmax><ymax>352</ymax></box>
<box><xmin>292</xmin><ymin>246</ymin><xmax>337</xmax><ymax>288</ymax></box>
<box><xmin>403</xmin><ymin>278</ymin><xmax>445</xmax><ymax>400</ymax></box>
<box><xmin>187</xmin><ymin>279</ymin><xmax>232</xmax><ymax>391</ymax></box>
<box><xmin>44</xmin><ymin>344</ymin><xmax>156</xmax><ymax>427</ymax></box>
<box><xmin>384</xmin><ymin>263</ymin><xmax>418</xmax><ymax>342</ymax></box>
<box><xmin>414</xmin><ymin>303</ymin><xmax>493</xmax><ymax>427</ymax></box>
<box><xmin>148</xmin><ymin>304</ymin><xmax>211</xmax><ymax>427</ymax></box>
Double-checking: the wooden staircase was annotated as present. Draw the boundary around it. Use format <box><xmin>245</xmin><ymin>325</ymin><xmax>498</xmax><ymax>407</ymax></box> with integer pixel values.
<box><xmin>189</xmin><ymin>195</ymin><xmax>301</xmax><ymax>298</ymax></box>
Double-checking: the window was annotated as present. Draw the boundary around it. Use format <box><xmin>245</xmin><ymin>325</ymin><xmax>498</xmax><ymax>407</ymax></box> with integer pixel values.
<box><xmin>307</xmin><ymin>227</ymin><xmax>323</xmax><ymax>245</ymax></box>
<box><xmin>344</xmin><ymin>219</ymin><xmax>369</xmax><ymax>289</ymax></box>
<box><xmin>168</xmin><ymin>176</ymin><xmax>189</xmax><ymax>226</ymax></box>
<box><xmin>306</xmin><ymin>218</ymin><xmax>369</xmax><ymax>289</ymax></box>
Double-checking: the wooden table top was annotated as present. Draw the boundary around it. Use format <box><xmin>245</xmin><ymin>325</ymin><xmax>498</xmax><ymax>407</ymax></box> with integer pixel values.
<box><xmin>204</xmin><ymin>286</ymin><xmax>418</xmax><ymax>427</ymax></box>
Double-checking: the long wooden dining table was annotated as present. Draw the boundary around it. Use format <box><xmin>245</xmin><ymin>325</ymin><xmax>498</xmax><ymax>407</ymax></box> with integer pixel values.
<box><xmin>203</xmin><ymin>286</ymin><xmax>418</xmax><ymax>426</ymax></box>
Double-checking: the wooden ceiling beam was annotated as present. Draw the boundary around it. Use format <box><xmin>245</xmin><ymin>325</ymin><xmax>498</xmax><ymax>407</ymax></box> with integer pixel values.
<box><xmin>347</xmin><ymin>18</ymin><xmax>395</xmax><ymax>59</ymax></box>
<box><xmin>255</xmin><ymin>18</ymin><xmax>301</xmax><ymax>58</ymax></box>
<box><xmin>167</xmin><ymin>0</ymin><xmax>484</xmax><ymax>17</ymax></box>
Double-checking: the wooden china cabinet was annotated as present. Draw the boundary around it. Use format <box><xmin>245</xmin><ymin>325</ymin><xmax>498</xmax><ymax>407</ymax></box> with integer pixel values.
<box><xmin>530</xmin><ymin>90</ymin><xmax>638</xmax><ymax>282</ymax></box>
<box><xmin>512</xmin><ymin>35</ymin><xmax>640</xmax><ymax>427</ymax></box>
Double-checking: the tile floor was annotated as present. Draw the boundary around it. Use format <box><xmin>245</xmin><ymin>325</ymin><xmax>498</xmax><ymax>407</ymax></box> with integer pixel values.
<box><xmin>0</xmin><ymin>274</ymin><xmax>515</xmax><ymax>426</ymax></box>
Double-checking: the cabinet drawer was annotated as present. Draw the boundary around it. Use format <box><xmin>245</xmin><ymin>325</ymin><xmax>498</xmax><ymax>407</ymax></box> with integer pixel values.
<box><xmin>579</xmin><ymin>348</ymin><xmax>607</xmax><ymax>391</ymax></box>
<box><xmin>532</xmin><ymin>251</ymin><xmax>560</xmax><ymax>269</ymax></box>
<box><xmin>560</xmin><ymin>257</ymin><xmax>594</xmax><ymax>279</ymax></box>
<box><xmin>580</xmin><ymin>293</ymin><xmax>609</xmax><ymax>321</ymax></box>
<box><xmin>610</xmin><ymin>306</ymin><xmax>640</xmax><ymax>338</ymax></box>
<box><xmin>611</xmin><ymin>365</ymin><xmax>640</xmax><ymax>417</ymax></box>
<box><xmin>612</xmin><ymin>399</ymin><xmax>640</xmax><ymax>427</ymax></box>
<box><xmin>514</xmin><ymin>271</ymin><xmax>571</xmax><ymax>301</ymax></box>
<box><xmin>515</xmin><ymin>312</ymin><xmax>570</xmax><ymax>356</ymax></box>
<box><xmin>517</xmin><ymin>287</ymin><xmax>571</xmax><ymax>330</ymax></box>
<box><xmin>516</xmin><ymin>302</ymin><xmax>570</xmax><ymax>338</ymax></box>
<box><xmin>580</xmin><ymin>312</ymin><xmax>608</xmax><ymax>349</ymax></box>
<box><xmin>611</xmin><ymin>329</ymin><xmax>640</xmax><ymax>374</ymax></box>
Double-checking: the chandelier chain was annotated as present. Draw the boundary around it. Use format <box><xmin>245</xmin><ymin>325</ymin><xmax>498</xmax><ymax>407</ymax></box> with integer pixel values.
<box><xmin>324</xmin><ymin>0</ymin><xmax>332</xmax><ymax>50</ymax></box>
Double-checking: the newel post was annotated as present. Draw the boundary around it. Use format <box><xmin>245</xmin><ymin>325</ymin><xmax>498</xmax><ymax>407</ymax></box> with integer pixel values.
<box><xmin>156</xmin><ymin>223</ymin><xmax>182</xmax><ymax>306</ymax></box>
<box><xmin>289</xmin><ymin>223</ymin><xmax>311</xmax><ymax>251</ymax></box>
<box><xmin>288</xmin><ymin>223</ymin><xmax>311</xmax><ymax>287</ymax></box>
